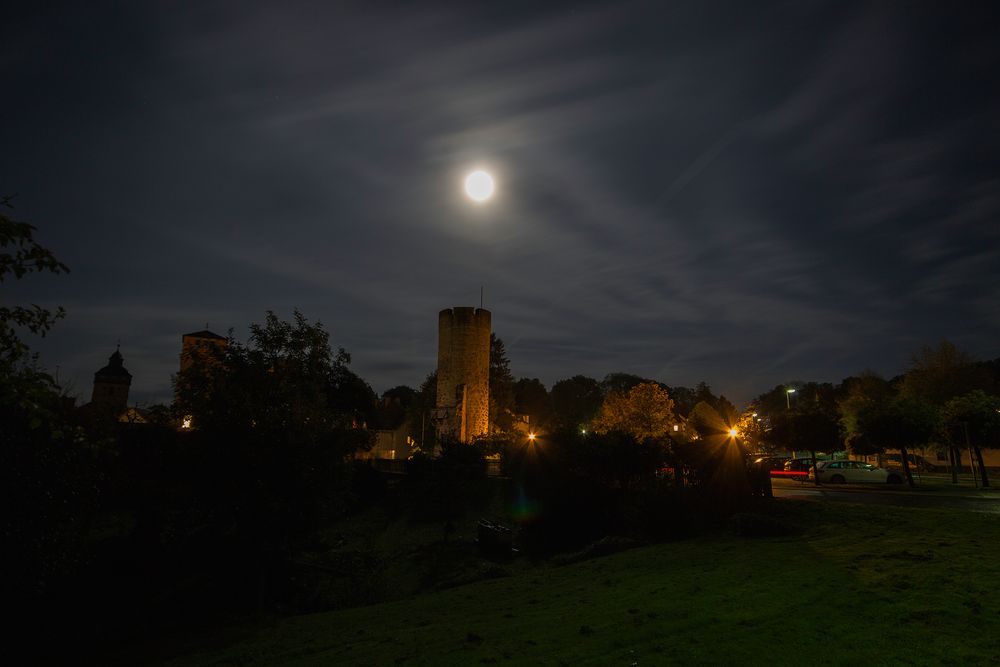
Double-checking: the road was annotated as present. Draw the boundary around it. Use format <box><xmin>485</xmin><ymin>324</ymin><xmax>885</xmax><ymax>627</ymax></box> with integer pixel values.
<box><xmin>771</xmin><ymin>477</ymin><xmax>1000</xmax><ymax>515</ymax></box>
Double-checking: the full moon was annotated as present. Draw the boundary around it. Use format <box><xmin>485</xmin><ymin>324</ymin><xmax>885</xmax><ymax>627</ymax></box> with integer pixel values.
<box><xmin>464</xmin><ymin>170</ymin><xmax>495</xmax><ymax>202</ymax></box>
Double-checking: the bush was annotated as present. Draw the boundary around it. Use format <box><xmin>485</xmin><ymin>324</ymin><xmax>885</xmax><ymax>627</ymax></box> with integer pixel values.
<box><xmin>509</xmin><ymin>430</ymin><xmax>680</xmax><ymax>555</ymax></box>
<box><xmin>402</xmin><ymin>439</ymin><xmax>490</xmax><ymax>520</ymax></box>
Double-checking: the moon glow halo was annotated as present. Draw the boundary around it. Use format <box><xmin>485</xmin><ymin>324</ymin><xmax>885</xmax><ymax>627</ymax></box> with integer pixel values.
<box><xmin>464</xmin><ymin>170</ymin><xmax>495</xmax><ymax>202</ymax></box>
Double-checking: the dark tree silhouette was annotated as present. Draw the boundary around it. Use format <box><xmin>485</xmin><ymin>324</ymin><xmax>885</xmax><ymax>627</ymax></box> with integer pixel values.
<box><xmin>550</xmin><ymin>375</ymin><xmax>603</xmax><ymax>432</ymax></box>
<box><xmin>943</xmin><ymin>391</ymin><xmax>1000</xmax><ymax>487</ymax></box>
<box><xmin>900</xmin><ymin>341</ymin><xmax>995</xmax><ymax>482</ymax></box>
<box><xmin>514</xmin><ymin>377</ymin><xmax>551</xmax><ymax>430</ymax></box>
<box><xmin>0</xmin><ymin>198</ymin><xmax>101</xmax><ymax>654</ymax></box>
<box><xmin>489</xmin><ymin>334</ymin><xmax>515</xmax><ymax>434</ymax></box>
<box><xmin>172</xmin><ymin>310</ymin><xmax>375</xmax><ymax>605</ymax></box>
<box><xmin>599</xmin><ymin>372</ymin><xmax>651</xmax><ymax>397</ymax></box>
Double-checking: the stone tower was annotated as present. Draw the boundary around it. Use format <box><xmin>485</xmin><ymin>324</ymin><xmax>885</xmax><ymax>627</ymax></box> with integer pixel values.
<box><xmin>179</xmin><ymin>329</ymin><xmax>228</xmax><ymax>374</ymax></box>
<box><xmin>91</xmin><ymin>346</ymin><xmax>132</xmax><ymax>411</ymax></box>
<box><xmin>435</xmin><ymin>307</ymin><xmax>491</xmax><ymax>443</ymax></box>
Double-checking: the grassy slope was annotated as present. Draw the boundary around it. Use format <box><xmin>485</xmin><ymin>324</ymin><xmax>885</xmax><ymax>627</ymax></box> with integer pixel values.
<box><xmin>165</xmin><ymin>501</ymin><xmax>1000</xmax><ymax>666</ymax></box>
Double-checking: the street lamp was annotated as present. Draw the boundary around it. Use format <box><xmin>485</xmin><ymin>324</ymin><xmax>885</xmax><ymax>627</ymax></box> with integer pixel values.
<box><xmin>785</xmin><ymin>388</ymin><xmax>797</xmax><ymax>457</ymax></box>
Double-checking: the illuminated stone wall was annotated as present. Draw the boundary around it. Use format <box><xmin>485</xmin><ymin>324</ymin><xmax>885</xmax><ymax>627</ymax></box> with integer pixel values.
<box><xmin>435</xmin><ymin>307</ymin><xmax>491</xmax><ymax>442</ymax></box>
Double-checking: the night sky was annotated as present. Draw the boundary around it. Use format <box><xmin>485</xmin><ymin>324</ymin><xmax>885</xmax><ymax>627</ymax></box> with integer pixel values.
<box><xmin>4</xmin><ymin>1</ymin><xmax>999</xmax><ymax>407</ymax></box>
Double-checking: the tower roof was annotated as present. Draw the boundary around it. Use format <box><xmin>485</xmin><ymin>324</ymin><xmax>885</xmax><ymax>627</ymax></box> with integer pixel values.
<box><xmin>95</xmin><ymin>347</ymin><xmax>132</xmax><ymax>379</ymax></box>
<box><xmin>183</xmin><ymin>329</ymin><xmax>226</xmax><ymax>340</ymax></box>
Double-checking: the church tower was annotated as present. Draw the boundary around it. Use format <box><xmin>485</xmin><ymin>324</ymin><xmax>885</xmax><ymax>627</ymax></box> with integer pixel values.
<box><xmin>91</xmin><ymin>346</ymin><xmax>132</xmax><ymax>412</ymax></box>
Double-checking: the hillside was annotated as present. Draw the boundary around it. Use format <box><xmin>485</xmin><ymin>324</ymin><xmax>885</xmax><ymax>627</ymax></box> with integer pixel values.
<box><xmin>157</xmin><ymin>501</ymin><xmax>1000</xmax><ymax>666</ymax></box>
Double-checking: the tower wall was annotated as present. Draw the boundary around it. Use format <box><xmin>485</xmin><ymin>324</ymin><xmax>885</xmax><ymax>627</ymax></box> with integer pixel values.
<box><xmin>180</xmin><ymin>332</ymin><xmax>227</xmax><ymax>374</ymax></box>
<box><xmin>91</xmin><ymin>375</ymin><xmax>130</xmax><ymax>410</ymax></box>
<box><xmin>91</xmin><ymin>348</ymin><xmax>132</xmax><ymax>412</ymax></box>
<box><xmin>436</xmin><ymin>307</ymin><xmax>491</xmax><ymax>442</ymax></box>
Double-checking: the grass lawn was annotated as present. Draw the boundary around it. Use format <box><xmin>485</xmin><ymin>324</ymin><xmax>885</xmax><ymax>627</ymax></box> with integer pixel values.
<box><xmin>160</xmin><ymin>500</ymin><xmax>1000</xmax><ymax>666</ymax></box>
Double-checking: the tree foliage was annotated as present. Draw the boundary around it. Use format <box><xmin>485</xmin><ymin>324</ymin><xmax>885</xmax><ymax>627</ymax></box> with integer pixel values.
<box><xmin>692</xmin><ymin>382</ymin><xmax>737</xmax><ymax>422</ymax></box>
<box><xmin>781</xmin><ymin>383</ymin><xmax>841</xmax><ymax>448</ymax></box>
<box><xmin>168</xmin><ymin>311</ymin><xmax>379</xmax><ymax>607</ymax></box>
<box><xmin>489</xmin><ymin>334</ymin><xmax>515</xmax><ymax>434</ymax></box>
<box><xmin>376</xmin><ymin>385</ymin><xmax>416</xmax><ymax>430</ymax></box>
<box><xmin>507</xmin><ymin>429</ymin><xmax>676</xmax><ymax>553</ymax></box>
<box><xmin>687</xmin><ymin>401</ymin><xmax>726</xmax><ymax>438</ymax></box>
<box><xmin>593</xmin><ymin>382</ymin><xmax>677</xmax><ymax>440</ymax></box>
<box><xmin>665</xmin><ymin>385</ymin><xmax>698</xmax><ymax>417</ymax></box>
<box><xmin>896</xmin><ymin>342</ymin><xmax>999</xmax><ymax>485</ymax></box>
<box><xmin>900</xmin><ymin>341</ymin><xmax>994</xmax><ymax>405</ymax></box>
<box><xmin>1</xmin><ymin>195</ymin><xmax>68</xmax><ymax>379</ymax></box>
<box><xmin>943</xmin><ymin>391</ymin><xmax>1000</xmax><ymax>449</ymax></box>
<box><xmin>0</xmin><ymin>198</ymin><xmax>100</xmax><ymax>619</ymax></box>
<box><xmin>840</xmin><ymin>373</ymin><xmax>894</xmax><ymax>456</ymax></box>
<box><xmin>402</xmin><ymin>371</ymin><xmax>437</xmax><ymax>452</ymax></box>
<box><xmin>513</xmin><ymin>377</ymin><xmax>551</xmax><ymax>429</ymax></box>
<box><xmin>848</xmin><ymin>394</ymin><xmax>940</xmax><ymax>486</ymax></box>
<box><xmin>550</xmin><ymin>375</ymin><xmax>603</xmax><ymax>431</ymax></box>
<box><xmin>600</xmin><ymin>372</ymin><xmax>651</xmax><ymax>397</ymax></box>
<box><xmin>735</xmin><ymin>410</ymin><xmax>768</xmax><ymax>453</ymax></box>
<box><xmin>175</xmin><ymin>310</ymin><xmax>375</xmax><ymax>439</ymax></box>
<box><xmin>172</xmin><ymin>310</ymin><xmax>376</xmax><ymax>534</ymax></box>
<box><xmin>864</xmin><ymin>396</ymin><xmax>941</xmax><ymax>451</ymax></box>
<box><xmin>942</xmin><ymin>390</ymin><xmax>1000</xmax><ymax>487</ymax></box>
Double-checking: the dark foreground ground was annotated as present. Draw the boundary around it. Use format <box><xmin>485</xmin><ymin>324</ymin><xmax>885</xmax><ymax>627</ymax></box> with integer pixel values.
<box><xmin>136</xmin><ymin>498</ymin><xmax>1000</xmax><ymax>666</ymax></box>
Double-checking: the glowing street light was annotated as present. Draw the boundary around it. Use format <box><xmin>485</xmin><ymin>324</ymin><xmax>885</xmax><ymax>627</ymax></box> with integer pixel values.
<box><xmin>728</xmin><ymin>428</ymin><xmax>738</xmax><ymax>438</ymax></box>
<box><xmin>785</xmin><ymin>388</ymin><xmax>796</xmax><ymax>410</ymax></box>
<box><xmin>528</xmin><ymin>432</ymin><xmax>536</xmax><ymax>442</ymax></box>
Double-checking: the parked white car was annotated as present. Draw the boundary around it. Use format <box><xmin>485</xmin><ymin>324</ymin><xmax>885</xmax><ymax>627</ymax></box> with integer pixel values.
<box><xmin>810</xmin><ymin>460</ymin><xmax>904</xmax><ymax>484</ymax></box>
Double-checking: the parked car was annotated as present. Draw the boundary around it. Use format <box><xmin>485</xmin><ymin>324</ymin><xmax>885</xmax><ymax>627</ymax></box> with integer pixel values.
<box><xmin>782</xmin><ymin>457</ymin><xmax>817</xmax><ymax>479</ymax></box>
<box><xmin>751</xmin><ymin>456</ymin><xmax>790</xmax><ymax>476</ymax></box>
<box><xmin>810</xmin><ymin>460</ymin><xmax>904</xmax><ymax>484</ymax></box>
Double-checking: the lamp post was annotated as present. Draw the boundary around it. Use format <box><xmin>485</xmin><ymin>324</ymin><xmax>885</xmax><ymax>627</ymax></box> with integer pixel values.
<box><xmin>785</xmin><ymin>388</ymin><xmax>796</xmax><ymax>410</ymax></box>
<box><xmin>785</xmin><ymin>389</ymin><xmax>796</xmax><ymax>457</ymax></box>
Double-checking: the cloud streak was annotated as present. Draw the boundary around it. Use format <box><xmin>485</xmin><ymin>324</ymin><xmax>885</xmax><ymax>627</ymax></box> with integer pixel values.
<box><xmin>3</xmin><ymin>0</ymin><xmax>999</xmax><ymax>405</ymax></box>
